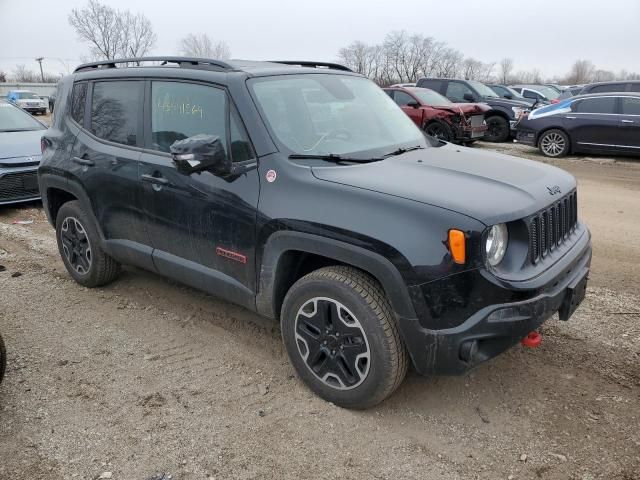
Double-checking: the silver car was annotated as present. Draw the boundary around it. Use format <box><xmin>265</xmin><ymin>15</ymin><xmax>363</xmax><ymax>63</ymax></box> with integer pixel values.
<box><xmin>7</xmin><ymin>90</ymin><xmax>48</xmax><ymax>115</ymax></box>
<box><xmin>0</xmin><ymin>100</ymin><xmax>47</xmax><ymax>205</ymax></box>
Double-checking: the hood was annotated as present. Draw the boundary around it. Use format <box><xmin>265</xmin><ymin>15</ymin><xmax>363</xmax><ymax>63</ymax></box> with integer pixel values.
<box><xmin>311</xmin><ymin>143</ymin><xmax>576</xmax><ymax>225</ymax></box>
<box><xmin>0</xmin><ymin>129</ymin><xmax>45</xmax><ymax>160</ymax></box>
<box><xmin>481</xmin><ymin>96</ymin><xmax>531</xmax><ymax>108</ymax></box>
<box><xmin>430</xmin><ymin>103</ymin><xmax>491</xmax><ymax>115</ymax></box>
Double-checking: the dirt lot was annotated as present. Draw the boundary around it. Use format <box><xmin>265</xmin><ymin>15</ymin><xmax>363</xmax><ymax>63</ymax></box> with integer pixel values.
<box><xmin>1</xmin><ymin>143</ymin><xmax>639</xmax><ymax>480</ymax></box>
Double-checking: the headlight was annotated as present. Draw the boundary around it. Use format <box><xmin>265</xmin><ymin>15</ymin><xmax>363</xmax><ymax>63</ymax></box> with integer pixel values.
<box><xmin>511</xmin><ymin>107</ymin><xmax>526</xmax><ymax>119</ymax></box>
<box><xmin>485</xmin><ymin>223</ymin><xmax>508</xmax><ymax>267</ymax></box>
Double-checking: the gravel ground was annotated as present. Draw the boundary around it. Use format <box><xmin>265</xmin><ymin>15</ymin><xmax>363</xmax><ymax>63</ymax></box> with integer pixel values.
<box><xmin>0</xmin><ymin>142</ymin><xmax>639</xmax><ymax>480</ymax></box>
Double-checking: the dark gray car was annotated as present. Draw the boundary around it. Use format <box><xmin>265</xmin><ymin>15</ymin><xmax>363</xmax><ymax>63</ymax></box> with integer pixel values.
<box><xmin>0</xmin><ymin>100</ymin><xmax>47</xmax><ymax>205</ymax></box>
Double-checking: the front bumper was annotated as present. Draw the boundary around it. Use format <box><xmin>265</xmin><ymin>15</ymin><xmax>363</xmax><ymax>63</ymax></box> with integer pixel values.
<box><xmin>516</xmin><ymin>129</ymin><xmax>537</xmax><ymax>146</ymax></box>
<box><xmin>400</xmin><ymin>231</ymin><xmax>592</xmax><ymax>376</ymax></box>
<box><xmin>459</xmin><ymin>125</ymin><xmax>488</xmax><ymax>141</ymax></box>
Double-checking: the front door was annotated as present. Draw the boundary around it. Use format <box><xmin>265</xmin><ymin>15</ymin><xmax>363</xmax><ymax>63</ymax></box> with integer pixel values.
<box><xmin>391</xmin><ymin>91</ymin><xmax>423</xmax><ymax>126</ymax></box>
<box><xmin>138</xmin><ymin>80</ymin><xmax>260</xmax><ymax>307</ymax></box>
<box><xmin>618</xmin><ymin>96</ymin><xmax>640</xmax><ymax>150</ymax></box>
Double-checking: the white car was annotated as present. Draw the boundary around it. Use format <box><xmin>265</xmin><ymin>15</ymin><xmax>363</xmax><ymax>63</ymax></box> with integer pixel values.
<box><xmin>7</xmin><ymin>90</ymin><xmax>47</xmax><ymax>115</ymax></box>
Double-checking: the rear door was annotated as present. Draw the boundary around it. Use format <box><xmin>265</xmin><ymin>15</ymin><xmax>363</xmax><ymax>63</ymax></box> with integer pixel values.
<box><xmin>564</xmin><ymin>96</ymin><xmax>620</xmax><ymax>152</ymax></box>
<box><xmin>138</xmin><ymin>79</ymin><xmax>260</xmax><ymax>307</ymax></box>
<box><xmin>69</xmin><ymin>79</ymin><xmax>152</xmax><ymax>268</ymax></box>
<box><xmin>618</xmin><ymin>96</ymin><xmax>640</xmax><ymax>149</ymax></box>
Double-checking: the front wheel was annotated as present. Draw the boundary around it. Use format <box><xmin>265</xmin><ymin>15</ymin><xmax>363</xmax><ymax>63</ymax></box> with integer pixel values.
<box><xmin>538</xmin><ymin>129</ymin><xmax>570</xmax><ymax>158</ymax></box>
<box><xmin>484</xmin><ymin>115</ymin><xmax>510</xmax><ymax>142</ymax></box>
<box><xmin>281</xmin><ymin>266</ymin><xmax>408</xmax><ymax>409</ymax></box>
<box><xmin>424</xmin><ymin>120</ymin><xmax>454</xmax><ymax>143</ymax></box>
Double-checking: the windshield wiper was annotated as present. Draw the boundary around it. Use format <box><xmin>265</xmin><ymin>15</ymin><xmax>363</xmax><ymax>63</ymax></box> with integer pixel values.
<box><xmin>288</xmin><ymin>153</ymin><xmax>382</xmax><ymax>163</ymax></box>
<box><xmin>383</xmin><ymin>145</ymin><xmax>425</xmax><ymax>158</ymax></box>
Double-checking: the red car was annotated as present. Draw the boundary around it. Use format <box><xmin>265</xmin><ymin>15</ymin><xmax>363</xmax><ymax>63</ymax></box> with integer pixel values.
<box><xmin>384</xmin><ymin>86</ymin><xmax>490</xmax><ymax>144</ymax></box>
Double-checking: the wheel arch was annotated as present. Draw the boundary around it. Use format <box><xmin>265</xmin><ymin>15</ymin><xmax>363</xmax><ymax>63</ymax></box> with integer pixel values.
<box><xmin>256</xmin><ymin>231</ymin><xmax>417</xmax><ymax>322</ymax></box>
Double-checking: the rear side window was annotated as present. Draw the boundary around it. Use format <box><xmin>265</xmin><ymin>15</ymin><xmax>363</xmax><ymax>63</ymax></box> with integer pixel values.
<box><xmin>573</xmin><ymin>97</ymin><xmax>617</xmax><ymax>114</ymax></box>
<box><xmin>629</xmin><ymin>83</ymin><xmax>640</xmax><ymax>93</ymax></box>
<box><xmin>70</xmin><ymin>83</ymin><xmax>87</xmax><ymax>125</ymax></box>
<box><xmin>418</xmin><ymin>79</ymin><xmax>442</xmax><ymax>92</ymax></box>
<box><xmin>589</xmin><ymin>84</ymin><xmax>624</xmax><ymax>93</ymax></box>
<box><xmin>150</xmin><ymin>81</ymin><xmax>227</xmax><ymax>154</ymax></box>
<box><xmin>621</xmin><ymin>97</ymin><xmax>640</xmax><ymax>115</ymax></box>
<box><xmin>90</xmin><ymin>81</ymin><xmax>142</xmax><ymax>146</ymax></box>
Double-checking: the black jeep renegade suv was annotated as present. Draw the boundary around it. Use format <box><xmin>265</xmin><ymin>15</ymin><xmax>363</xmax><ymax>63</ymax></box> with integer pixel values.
<box><xmin>39</xmin><ymin>57</ymin><xmax>591</xmax><ymax>409</ymax></box>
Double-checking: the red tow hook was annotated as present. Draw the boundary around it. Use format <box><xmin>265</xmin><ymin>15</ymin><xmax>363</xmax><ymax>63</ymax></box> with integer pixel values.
<box><xmin>521</xmin><ymin>331</ymin><xmax>542</xmax><ymax>348</ymax></box>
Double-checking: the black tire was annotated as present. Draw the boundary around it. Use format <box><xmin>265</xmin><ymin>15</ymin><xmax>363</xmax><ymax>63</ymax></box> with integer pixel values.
<box><xmin>484</xmin><ymin>115</ymin><xmax>510</xmax><ymax>142</ymax></box>
<box><xmin>0</xmin><ymin>334</ymin><xmax>6</xmax><ymax>385</ymax></box>
<box><xmin>424</xmin><ymin>120</ymin><xmax>454</xmax><ymax>143</ymax></box>
<box><xmin>281</xmin><ymin>266</ymin><xmax>408</xmax><ymax>409</ymax></box>
<box><xmin>538</xmin><ymin>129</ymin><xmax>570</xmax><ymax>158</ymax></box>
<box><xmin>55</xmin><ymin>200</ymin><xmax>120</xmax><ymax>287</ymax></box>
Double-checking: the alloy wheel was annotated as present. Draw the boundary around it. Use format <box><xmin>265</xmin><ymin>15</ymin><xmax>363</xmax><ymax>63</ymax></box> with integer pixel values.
<box><xmin>60</xmin><ymin>216</ymin><xmax>92</xmax><ymax>275</ymax></box>
<box><xmin>540</xmin><ymin>132</ymin><xmax>566</xmax><ymax>157</ymax></box>
<box><xmin>294</xmin><ymin>297</ymin><xmax>371</xmax><ymax>390</ymax></box>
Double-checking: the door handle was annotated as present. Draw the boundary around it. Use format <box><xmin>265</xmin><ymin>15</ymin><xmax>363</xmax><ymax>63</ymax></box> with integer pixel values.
<box><xmin>72</xmin><ymin>156</ymin><xmax>95</xmax><ymax>166</ymax></box>
<box><xmin>141</xmin><ymin>174</ymin><xmax>169</xmax><ymax>185</ymax></box>
<box><xmin>621</xmin><ymin>119</ymin><xmax>635</xmax><ymax>124</ymax></box>
<box><xmin>565</xmin><ymin>116</ymin><xmax>577</xmax><ymax>120</ymax></box>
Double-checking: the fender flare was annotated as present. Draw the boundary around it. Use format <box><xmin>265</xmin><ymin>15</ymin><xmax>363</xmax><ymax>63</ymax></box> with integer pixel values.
<box><xmin>39</xmin><ymin>173</ymin><xmax>105</xmax><ymax>242</ymax></box>
<box><xmin>255</xmin><ymin>230</ymin><xmax>418</xmax><ymax>321</ymax></box>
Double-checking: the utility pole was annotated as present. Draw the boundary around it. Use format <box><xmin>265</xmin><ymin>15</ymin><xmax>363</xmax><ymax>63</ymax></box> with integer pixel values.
<box><xmin>35</xmin><ymin>57</ymin><xmax>44</xmax><ymax>82</ymax></box>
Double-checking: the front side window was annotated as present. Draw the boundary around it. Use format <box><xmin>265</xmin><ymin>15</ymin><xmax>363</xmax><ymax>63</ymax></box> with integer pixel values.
<box><xmin>573</xmin><ymin>97</ymin><xmax>617</xmax><ymax>114</ymax></box>
<box><xmin>90</xmin><ymin>81</ymin><xmax>142</xmax><ymax>146</ymax></box>
<box><xmin>249</xmin><ymin>74</ymin><xmax>426</xmax><ymax>157</ymax></box>
<box><xmin>151</xmin><ymin>81</ymin><xmax>227</xmax><ymax>155</ymax></box>
<box><xmin>445</xmin><ymin>82</ymin><xmax>474</xmax><ymax>102</ymax></box>
<box><xmin>622</xmin><ymin>97</ymin><xmax>640</xmax><ymax>115</ymax></box>
<box><xmin>393</xmin><ymin>91</ymin><xmax>416</xmax><ymax>107</ymax></box>
<box><xmin>71</xmin><ymin>82</ymin><xmax>87</xmax><ymax>125</ymax></box>
<box><xmin>410</xmin><ymin>88</ymin><xmax>452</xmax><ymax>105</ymax></box>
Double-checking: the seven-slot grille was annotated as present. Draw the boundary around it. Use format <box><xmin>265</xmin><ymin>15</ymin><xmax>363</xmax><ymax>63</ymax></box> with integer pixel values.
<box><xmin>528</xmin><ymin>191</ymin><xmax>578</xmax><ymax>264</ymax></box>
<box><xmin>0</xmin><ymin>171</ymin><xmax>40</xmax><ymax>201</ymax></box>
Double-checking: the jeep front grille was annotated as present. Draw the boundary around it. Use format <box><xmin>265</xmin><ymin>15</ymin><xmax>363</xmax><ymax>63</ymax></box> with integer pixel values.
<box><xmin>528</xmin><ymin>191</ymin><xmax>578</xmax><ymax>264</ymax></box>
<box><xmin>0</xmin><ymin>171</ymin><xmax>40</xmax><ymax>202</ymax></box>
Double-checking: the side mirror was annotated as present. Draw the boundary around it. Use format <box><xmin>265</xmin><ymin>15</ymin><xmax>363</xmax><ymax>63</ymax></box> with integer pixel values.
<box><xmin>463</xmin><ymin>93</ymin><xmax>477</xmax><ymax>102</ymax></box>
<box><xmin>170</xmin><ymin>134</ymin><xmax>230</xmax><ymax>175</ymax></box>
<box><xmin>407</xmin><ymin>101</ymin><xmax>420</xmax><ymax>109</ymax></box>
<box><xmin>503</xmin><ymin>93</ymin><xmax>513</xmax><ymax>99</ymax></box>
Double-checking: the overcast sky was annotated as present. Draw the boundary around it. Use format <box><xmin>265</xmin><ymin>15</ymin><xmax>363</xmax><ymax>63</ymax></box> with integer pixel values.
<box><xmin>1</xmin><ymin>0</ymin><xmax>638</xmax><ymax>79</ymax></box>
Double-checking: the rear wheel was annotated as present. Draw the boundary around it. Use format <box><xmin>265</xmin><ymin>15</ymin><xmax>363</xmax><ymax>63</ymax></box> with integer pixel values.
<box><xmin>484</xmin><ymin>115</ymin><xmax>510</xmax><ymax>142</ymax></box>
<box><xmin>281</xmin><ymin>266</ymin><xmax>408</xmax><ymax>409</ymax></box>
<box><xmin>424</xmin><ymin>120</ymin><xmax>454</xmax><ymax>143</ymax></box>
<box><xmin>538</xmin><ymin>129</ymin><xmax>570</xmax><ymax>158</ymax></box>
<box><xmin>55</xmin><ymin>201</ymin><xmax>120</xmax><ymax>287</ymax></box>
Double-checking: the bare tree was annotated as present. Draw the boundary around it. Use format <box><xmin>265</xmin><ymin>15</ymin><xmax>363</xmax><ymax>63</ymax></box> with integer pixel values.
<box><xmin>566</xmin><ymin>60</ymin><xmax>595</xmax><ymax>84</ymax></box>
<box><xmin>179</xmin><ymin>33</ymin><xmax>231</xmax><ymax>59</ymax></box>
<box><xmin>338</xmin><ymin>41</ymin><xmax>378</xmax><ymax>78</ymax></box>
<box><xmin>68</xmin><ymin>0</ymin><xmax>156</xmax><ymax>60</ymax></box>
<box><xmin>13</xmin><ymin>65</ymin><xmax>39</xmax><ymax>83</ymax></box>
<box><xmin>499</xmin><ymin>58</ymin><xmax>514</xmax><ymax>84</ymax></box>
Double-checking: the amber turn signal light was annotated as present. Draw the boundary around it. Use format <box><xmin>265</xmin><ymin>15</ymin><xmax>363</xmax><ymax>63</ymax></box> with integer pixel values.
<box><xmin>448</xmin><ymin>229</ymin><xmax>466</xmax><ymax>265</ymax></box>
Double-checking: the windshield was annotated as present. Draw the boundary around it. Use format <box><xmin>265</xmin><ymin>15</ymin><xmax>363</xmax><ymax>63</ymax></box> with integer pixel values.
<box><xmin>17</xmin><ymin>92</ymin><xmax>39</xmax><ymax>100</ymax></box>
<box><xmin>537</xmin><ymin>86</ymin><xmax>561</xmax><ymax>100</ymax></box>
<box><xmin>0</xmin><ymin>102</ymin><xmax>46</xmax><ymax>131</ymax></box>
<box><xmin>249</xmin><ymin>74</ymin><xmax>427</xmax><ymax>157</ymax></box>
<box><xmin>467</xmin><ymin>80</ymin><xmax>499</xmax><ymax>98</ymax></box>
<box><xmin>408</xmin><ymin>88</ymin><xmax>452</xmax><ymax>105</ymax></box>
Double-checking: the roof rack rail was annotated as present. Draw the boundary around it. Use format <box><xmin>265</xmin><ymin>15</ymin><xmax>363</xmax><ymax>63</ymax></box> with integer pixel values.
<box><xmin>73</xmin><ymin>56</ymin><xmax>234</xmax><ymax>73</ymax></box>
<box><xmin>270</xmin><ymin>61</ymin><xmax>353</xmax><ymax>72</ymax></box>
